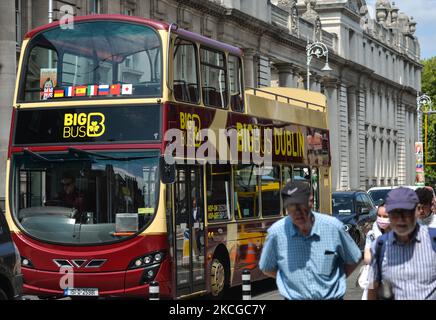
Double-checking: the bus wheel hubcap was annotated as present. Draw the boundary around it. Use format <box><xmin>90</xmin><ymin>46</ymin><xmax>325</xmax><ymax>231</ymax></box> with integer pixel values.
<box><xmin>211</xmin><ymin>259</ymin><xmax>225</xmax><ymax>296</ymax></box>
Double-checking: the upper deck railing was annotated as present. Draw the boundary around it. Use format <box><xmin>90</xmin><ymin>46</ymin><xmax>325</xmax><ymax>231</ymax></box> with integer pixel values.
<box><xmin>245</xmin><ymin>87</ymin><xmax>326</xmax><ymax>113</ymax></box>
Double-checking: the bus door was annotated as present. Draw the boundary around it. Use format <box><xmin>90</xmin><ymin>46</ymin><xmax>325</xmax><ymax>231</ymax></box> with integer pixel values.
<box><xmin>173</xmin><ymin>166</ymin><xmax>206</xmax><ymax>296</ymax></box>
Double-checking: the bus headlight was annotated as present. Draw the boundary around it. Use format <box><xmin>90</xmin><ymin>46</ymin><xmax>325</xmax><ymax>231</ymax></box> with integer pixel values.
<box><xmin>134</xmin><ymin>259</ymin><xmax>143</xmax><ymax>267</ymax></box>
<box><xmin>141</xmin><ymin>265</ymin><xmax>161</xmax><ymax>284</ymax></box>
<box><xmin>21</xmin><ymin>256</ymin><xmax>34</xmax><ymax>269</ymax></box>
<box><xmin>128</xmin><ymin>251</ymin><xmax>165</xmax><ymax>270</ymax></box>
<box><xmin>154</xmin><ymin>253</ymin><xmax>163</xmax><ymax>262</ymax></box>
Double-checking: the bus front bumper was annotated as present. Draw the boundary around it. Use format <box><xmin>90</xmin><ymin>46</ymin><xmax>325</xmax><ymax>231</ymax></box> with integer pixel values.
<box><xmin>21</xmin><ymin>260</ymin><xmax>171</xmax><ymax>298</ymax></box>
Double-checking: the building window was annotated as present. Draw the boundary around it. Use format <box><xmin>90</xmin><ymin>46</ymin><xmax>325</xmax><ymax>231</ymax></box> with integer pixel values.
<box><xmin>15</xmin><ymin>0</ymin><xmax>22</xmax><ymax>47</ymax></box>
<box><xmin>89</xmin><ymin>0</ymin><xmax>101</xmax><ymax>14</ymax></box>
<box><xmin>363</xmin><ymin>42</ymin><xmax>366</xmax><ymax>65</ymax></box>
<box><xmin>121</xmin><ymin>1</ymin><xmax>136</xmax><ymax>16</ymax></box>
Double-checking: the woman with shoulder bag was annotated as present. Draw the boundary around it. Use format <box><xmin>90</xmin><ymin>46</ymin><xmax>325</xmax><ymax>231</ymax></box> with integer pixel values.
<box><xmin>359</xmin><ymin>202</ymin><xmax>390</xmax><ymax>300</ymax></box>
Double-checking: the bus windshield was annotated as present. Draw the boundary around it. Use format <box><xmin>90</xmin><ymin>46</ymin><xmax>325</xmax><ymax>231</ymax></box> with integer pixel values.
<box><xmin>20</xmin><ymin>21</ymin><xmax>162</xmax><ymax>102</ymax></box>
<box><xmin>11</xmin><ymin>150</ymin><xmax>160</xmax><ymax>245</ymax></box>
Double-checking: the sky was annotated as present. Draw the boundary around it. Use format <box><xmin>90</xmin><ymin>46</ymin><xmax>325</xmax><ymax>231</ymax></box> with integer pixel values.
<box><xmin>366</xmin><ymin>0</ymin><xmax>436</xmax><ymax>60</ymax></box>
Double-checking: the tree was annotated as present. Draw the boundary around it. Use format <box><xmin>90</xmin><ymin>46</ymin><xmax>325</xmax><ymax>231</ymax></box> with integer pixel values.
<box><xmin>422</xmin><ymin>57</ymin><xmax>436</xmax><ymax>185</ymax></box>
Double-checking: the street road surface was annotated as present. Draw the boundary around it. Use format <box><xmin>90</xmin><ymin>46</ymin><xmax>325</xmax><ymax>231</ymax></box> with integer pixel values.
<box><xmin>23</xmin><ymin>261</ymin><xmax>364</xmax><ymax>300</ymax></box>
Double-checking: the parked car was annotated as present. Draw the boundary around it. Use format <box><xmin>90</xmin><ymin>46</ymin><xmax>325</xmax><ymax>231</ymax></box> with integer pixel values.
<box><xmin>332</xmin><ymin>190</ymin><xmax>377</xmax><ymax>250</ymax></box>
<box><xmin>368</xmin><ymin>185</ymin><xmax>436</xmax><ymax>207</ymax></box>
<box><xmin>367</xmin><ymin>186</ymin><xmax>395</xmax><ymax>207</ymax></box>
<box><xmin>0</xmin><ymin>209</ymin><xmax>23</xmax><ymax>300</ymax></box>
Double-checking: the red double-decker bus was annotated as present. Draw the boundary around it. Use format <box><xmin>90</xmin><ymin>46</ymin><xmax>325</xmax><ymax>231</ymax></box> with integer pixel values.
<box><xmin>5</xmin><ymin>14</ymin><xmax>331</xmax><ymax>299</ymax></box>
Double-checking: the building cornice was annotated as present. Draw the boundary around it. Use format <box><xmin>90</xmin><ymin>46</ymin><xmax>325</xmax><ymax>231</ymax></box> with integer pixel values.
<box><xmin>362</xmin><ymin>30</ymin><xmax>423</xmax><ymax>68</ymax></box>
<box><xmin>306</xmin><ymin>3</ymin><xmax>362</xmax><ymax>24</ymax></box>
<box><xmin>175</xmin><ymin>0</ymin><xmax>420</xmax><ymax>97</ymax></box>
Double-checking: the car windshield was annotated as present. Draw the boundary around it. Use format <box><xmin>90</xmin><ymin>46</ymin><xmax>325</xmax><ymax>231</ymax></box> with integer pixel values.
<box><xmin>368</xmin><ymin>189</ymin><xmax>391</xmax><ymax>205</ymax></box>
<box><xmin>332</xmin><ymin>194</ymin><xmax>354</xmax><ymax>215</ymax></box>
<box><xmin>20</xmin><ymin>21</ymin><xmax>162</xmax><ymax>102</ymax></box>
<box><xmin>11</xmin><ymin>150</ymin><xmax>159</xmax><ymax>245</ymax></box>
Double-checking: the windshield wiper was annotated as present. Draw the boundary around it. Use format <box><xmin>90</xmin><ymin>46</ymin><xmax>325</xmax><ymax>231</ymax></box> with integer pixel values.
<box><xmin>23</xmin><ymin>148</ymin><xmax>66</xmax><ymax>163</ymax></box>
<box><xmin>68</xmin><ymin>148</ymin><xmax>156</xmax><ymax>161</ymax></box>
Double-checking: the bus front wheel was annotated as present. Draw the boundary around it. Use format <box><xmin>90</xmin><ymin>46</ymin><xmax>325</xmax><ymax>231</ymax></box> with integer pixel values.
<box><xmin>210</xmin><ymin>258</ymin><xmax>227</xmax><ymax>298</ymax></box>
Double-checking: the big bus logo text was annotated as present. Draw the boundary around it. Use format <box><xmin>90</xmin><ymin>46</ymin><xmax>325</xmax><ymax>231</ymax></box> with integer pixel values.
<box><xmin>63</xmin><ymin>112</ymin><xmax>106</xmax><ymax>138</ymax></box>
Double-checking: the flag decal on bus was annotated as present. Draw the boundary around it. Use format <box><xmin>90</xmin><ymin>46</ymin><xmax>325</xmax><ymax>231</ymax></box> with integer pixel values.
<box><xmin>122</xmin><ymin>84</ymin><xmax>133</xmax><ymax>95</ymax></box>
<box><xmin>64</xmin><ymin>86</ymin><xmax>74</xmax><ymax>97</ymax></box>
<box><xmin>88</xmin><ymin>85</ymin><xmax>98</xmax><ymax>96</ymax></box>
<box><xmin>110</xmin><ymin>84</ymin><xmax>121</xmax><ymax>96</ymax></box>
<box><xmin>54</xmin><ymin>89</ymin><xmax>64</xmax><ymax>98</ymax></box>
<box><xmin>98</xmin><ymin>85</ymin><xmax>109</xmax><ymax>95</ymax></box>
<box><xmin>75</xmin><ymin>86</ymin><xmax>87</xmax><ymax>96</ymax></box>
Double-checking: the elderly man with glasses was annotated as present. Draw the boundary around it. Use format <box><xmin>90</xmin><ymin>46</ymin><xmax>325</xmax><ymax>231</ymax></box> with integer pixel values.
<box><xmin>259</xmin><ymin>180</ymin><xmax>361</xmax><ymax>300</ymax></box>
<box><xmin>367</xmin><ymin>187</ymin><xmax>436</xmax><ymax>300</ymax></box>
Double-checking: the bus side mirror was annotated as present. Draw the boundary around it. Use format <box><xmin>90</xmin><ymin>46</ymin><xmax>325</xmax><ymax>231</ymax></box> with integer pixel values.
<box><xmin>160</xmin><ymin>156</ymin><xmax>175</xmax><ymax>184</ymax></box>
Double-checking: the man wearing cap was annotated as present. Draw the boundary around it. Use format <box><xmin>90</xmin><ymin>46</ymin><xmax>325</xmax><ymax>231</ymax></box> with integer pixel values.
<box><xmin>259</xmin><ymin>180</ymin><xmax>362</xmax><ymax>300</ymax></box>
<box><xmin>367</xmin><ymin>187</ymin><xmax>436</xmax><ymax>300</ymax></box>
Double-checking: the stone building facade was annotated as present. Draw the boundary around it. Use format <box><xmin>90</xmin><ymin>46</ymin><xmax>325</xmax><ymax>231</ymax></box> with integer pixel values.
<box><xmin>0</xmin><ymin>0</ymin><xmax>422</xmax><ymax>207</ymax></box>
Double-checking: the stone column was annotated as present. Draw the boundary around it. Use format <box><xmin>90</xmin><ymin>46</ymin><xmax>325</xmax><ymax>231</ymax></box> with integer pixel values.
<box><xmin>357</xmin><ymin>88</ymin><xmax>367</xmax><ymax>189</ymax></box>
<box><xmin>244</xmin><ymin>48</ymin><xmax>257</xmax><ymax>88</ymax></box>
<box><xmin>396</xmin><ymin>99</ymin><xmax>407</xmax><ymax>185</ymax></box>
<box><xmin>347</xmin><ymin>87</ymin><xmax>358</xmax><ymax>189</ymax></box>
<box><xmin>309</xmin><ymin>72</ymin><xmax>318</xmax><ymax>91</ymax></box>
<box><xmin>314</xmin><ymin>75</ymin><xmax>322</xmax><ymax>92</ymax></box>
<box><xmin>374</xmin><ymin>130</ymin><xmax>381</xmax><ymax>184</ymax></box>
<box><xmin>366</xmin><ymin>132</ymin><xmax>374</xmax><ymax>186</ymax></box>
<box><xmin>275</xmin><ymin>63</ymin><xmax>298</xmax><ymax>88</ymax></box>
<box><xmin>338</xmin><ymin>83</ymin><xmax>350</xmax><ymax>189</ymax></box>
<box><xmin>323</xmin><ymin>79</ymin><xmax>340</xmax><ymax>191</ymax></box>
<box><xmin>0</xmin><ymin>0</ymin><xmax>16</xmax><ymax>207</ymax></box>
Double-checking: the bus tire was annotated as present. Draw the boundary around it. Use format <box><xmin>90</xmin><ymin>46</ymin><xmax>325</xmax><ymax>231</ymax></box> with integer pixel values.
<box><xmin>210</xmin><ymin>257</ymin><xmax>228</xmax><ymax>299</ymax></box>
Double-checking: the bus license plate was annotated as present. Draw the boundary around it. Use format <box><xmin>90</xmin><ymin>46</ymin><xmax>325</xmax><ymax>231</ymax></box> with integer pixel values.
<box><xmin>64</xmin><ymin>288</ymin><xmax>99</xmax><ymax>297</ymax></box>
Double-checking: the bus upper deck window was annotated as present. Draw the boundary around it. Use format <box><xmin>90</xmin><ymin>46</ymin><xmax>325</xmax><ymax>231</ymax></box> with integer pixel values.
<box><xmin>228</xmin><ymin>55</ymin><xmax>244</xmax><ymax>112</ymax></box>
<box><xmin>173</xmin><ymin>38</ymin><xmax>199</xmax><ymax>104</ymax></box>
<box><xmin>200</xmin><ymin>47</ymin><xmax>227</xmax><ymax>109</ymax></box>
<box><xmin>20</xmin><ymin>21</ymin><xmax>162</xmax><ymax>102</ymax></box>
<box><xmin>23</xmin><ymin>46</ymin><xmax>58</xmax><ymax>102</ymax></box>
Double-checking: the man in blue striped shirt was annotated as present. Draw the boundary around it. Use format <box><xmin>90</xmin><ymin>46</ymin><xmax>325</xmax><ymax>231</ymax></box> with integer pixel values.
<box><xmin>259</xmin><ymin>181</ymin><xmax>362</xmax><ymax>300</ymax></box>
<box><xmin>367</xmin><ymin>187</ymin><xmax>436</xmax><ymax>300</ymax></box>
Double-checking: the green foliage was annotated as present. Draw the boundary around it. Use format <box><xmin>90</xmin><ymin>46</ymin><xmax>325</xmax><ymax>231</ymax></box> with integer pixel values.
<box><xmin>423</xmin><ymin>57</ymin><xmax>436</xmax><ymax>185</ymax></box>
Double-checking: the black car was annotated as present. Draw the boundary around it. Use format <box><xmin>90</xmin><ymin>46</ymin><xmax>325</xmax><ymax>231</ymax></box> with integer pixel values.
<box><xmin>0</xmin><ymin>210</ymin><xmax>23</xmax><ymax>300</ymax></box>
<box><xmin>332</xmin><ymin>191</ymin><xmax>377</xmax><ymax>250</ymax></box>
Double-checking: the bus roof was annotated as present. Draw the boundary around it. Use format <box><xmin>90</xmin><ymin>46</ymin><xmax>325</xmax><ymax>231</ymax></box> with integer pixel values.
<box><xmin>175</xmin><ymin>28</ymin><xmax>243</xmax><ymax>56</ymax></box>
<box><xmin>24</xmin><ymin>14</ymin><xmax>243</xmax><ymax>56</ymax></box>
<box><xmin>24</xmin><ymin>14</ymin><xmax>170</xmax><ymax>39</ymax></box>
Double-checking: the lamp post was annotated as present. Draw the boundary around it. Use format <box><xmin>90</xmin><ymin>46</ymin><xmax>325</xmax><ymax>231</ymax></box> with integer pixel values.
<box><xmin>306</xmin><ymin>41</ymin><xmax>332</xmax><ymax>91</ymax></box>
<box><xmin>417</xmin><ymin>93</ymin><xmax>432</xmax><ymax>143</ymax></box>
<box><xmin>416</xmin><ymin>93</ymin><xmax>432</xmax><ymax>186</ymax></box>
<box><xmin>48</xmin><ymin>0</ymin><xmax>53</xmax><ymax>68</ymax></box>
